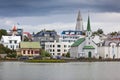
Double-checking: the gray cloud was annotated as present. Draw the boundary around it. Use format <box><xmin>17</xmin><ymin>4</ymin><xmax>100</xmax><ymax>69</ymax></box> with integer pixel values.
<box><xmin>0</xmin><ymin>0</ymin><xmax>119</xmax><ymax>17</ymax></box>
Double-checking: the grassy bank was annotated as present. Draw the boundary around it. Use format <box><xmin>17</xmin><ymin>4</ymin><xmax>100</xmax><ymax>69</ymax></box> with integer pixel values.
<box><xmin>26</xmin><ymin>59</ymin><xmax>65</xmax><ymax>63</ymax></box>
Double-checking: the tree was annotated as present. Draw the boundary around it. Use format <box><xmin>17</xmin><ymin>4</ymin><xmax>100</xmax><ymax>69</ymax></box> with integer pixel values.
<box><xmin>92</xmin><ymin>28</ymin><xmax>104</xmax><ymax>36</ymax></box>
<box><xmin>0</xmin><ymin>44</ymin><xmax>11</xmax><ymax>54</ymax></box>
<box><xmin>66</xmin><ymin>52</ymin><xmax>70</xmax><ymax>57</ymax></box>
<box><xmin>0</xmin><ymin>29</ymin><xmax>7</xmax><ymax>39</ymax></box>
<box><xmin>41</xmin><ymin>50</ymin><xmax>51</xmax><ymax>57</ymax></box>
<box><xmin>97</xmin><ymin>29</ymin><xmax>103</xmax><ymax>34</ymax></box>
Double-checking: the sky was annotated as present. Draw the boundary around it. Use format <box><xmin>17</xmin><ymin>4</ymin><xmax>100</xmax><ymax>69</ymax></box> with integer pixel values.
<box><xmin>0</xmin><ymin>0</ymin><xmax>120</xmax><ymax>34</ymax></box>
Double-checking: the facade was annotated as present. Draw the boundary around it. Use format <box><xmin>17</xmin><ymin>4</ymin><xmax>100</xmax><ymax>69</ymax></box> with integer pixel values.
<box><xmin>1</xmin><ymin>36</ymin><xmax>21</xmax><ymax>50</ymax></box>
<box><xmin>19</xmin><ymin>42</ymin><xmax>41</xmax><ymax>56</ymax></box>
<box><xmin>60</xmin><ymin>30</ymin><xmax>85</xmax><ymax>43</ymax></box>
<box><xmin>45</xmin><ymin>40</ymin><xmax>72</xmax><ymax>58</ymax></box>
<box><xmin>33</xmin><ymin>30</ymin><xmax>59</xmax><ymax>49</ymax></box>
<box><xmin>70</xmin><ymin>16</ymin><xmax>97</xmax><ymax>58</ymax></box>
<box><xmin>98</xmin><ymin>40</ymin><xmax>120</xmax><ymax>59</ymax></box>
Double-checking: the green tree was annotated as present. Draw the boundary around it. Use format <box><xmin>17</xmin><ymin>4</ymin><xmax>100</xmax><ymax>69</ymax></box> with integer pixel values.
<box><xmin>0</xmin><ymin>29</ymin><xmax>7</xmax><ymax>39</ymax></box>
<box><xmin>66</xmin><ymin>52</ymin><xmax>70</xmax><ymax>57</ymax></box>
<box><xmin>41</xmin><ymin>50</ymin><xmax>51</xmax><ymax>57</ymax></box>
<box><xmin>0</xmin><ymin>44</ymin><xmax>11</xmax><ymax>54</ymax></box>
<box><xmin>97</xmin><ymin>29</ymin><xmax>103</xmax><ymax>34</ymax></box>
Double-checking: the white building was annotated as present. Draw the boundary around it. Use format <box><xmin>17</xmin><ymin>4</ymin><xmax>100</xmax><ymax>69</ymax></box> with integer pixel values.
<box><xmin>0</xmin><ymin>26</ymin><xmax>21</xmax><ymax>50</ymax></box>
<box><xmin>98</xmin><ymin>40</ymin><xmax>120</xmax><ymax>59</ymax></box>
<box><xmin>45</xmin><ymin>40</ymin><xmax>72</xmax><ymax>58</ymax></box>
<box><xmin>1</xmin><ymin>36</ymin><xmax>21</xmax><ymax>50</ymax></box>
<box><xmin>70</xmin><ymin>16</ymin><xmax>98</xmax><ymax>58</ymax></box>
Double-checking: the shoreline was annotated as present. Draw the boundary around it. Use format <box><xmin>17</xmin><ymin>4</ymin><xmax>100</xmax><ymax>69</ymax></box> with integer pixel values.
<box><xmin>1</xmin><ymin>58</ymin><xmax>120</xmax><ymax>63</ymax></box>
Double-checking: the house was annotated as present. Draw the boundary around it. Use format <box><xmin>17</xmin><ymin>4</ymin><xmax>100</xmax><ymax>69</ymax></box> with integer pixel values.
<box><xmin>1</xmin><ymin>36</ymin><xmax>21</xmax><ymax>50</ymax></box>
<box><xmin>0</xmin><ymin>26</ymin><xmax>22</xmax><ymax>50</ymax></box>
<box><xmin>45</xmin><ymin>40</ymin><xmax>72</xmax><ymax>58</ymax></box>
<box><xmin>70</xmin><ymin>16</ymin><xmax>98</xmax><ymax>58</ymax></box>
<box><xmin>33</xmin><ymin>29</ymin><xmax>59</xmax><ymax>49</ymax></box>
<box><xmin>98</xmin><ymin>39</ymin><xmax>120</xmax><ymax>59</ymax></box>
<box><xmin>19</xmin><ymin>42</ymin><xmax>41</xmax><ymax>56</ymax></box>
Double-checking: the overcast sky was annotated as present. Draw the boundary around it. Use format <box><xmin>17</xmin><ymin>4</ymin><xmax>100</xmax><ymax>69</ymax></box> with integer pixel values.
<box><xmin>0</xmin><ymin>0</ymin><xmax>120</xmax><ymax>34</ymax></box>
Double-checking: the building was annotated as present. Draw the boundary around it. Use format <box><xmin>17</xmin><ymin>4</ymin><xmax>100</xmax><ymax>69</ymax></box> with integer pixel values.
<box><xmin>19</xmin><ymin>42</ymin><xmax>41</xmax><ymax>56</ymax></box>
<box><xmin>60</xmin><ymin>30</ymin><xmax>85</xmax><ymax>43</ymax></box>
<box><xmin>1</xmin><ymin>36</ymin><xmax>21</xmax><ymax>50</ymax></box>
<box><xmin>45</xmin><ymin>40</ymin><xmax>71</xmax><ymax>58</ymax></box>
<box><xmin>70</xmin><ymin>16</ymin><xmax>97</xmax><ymax>58</ymax></box>
<box><xmin>75</xmin><ymin>11</ymin><xmax>84</xmax><ymax>31</ymax></box>
<box><xmin>1</xmin><ymin>26</ymin><xmax>21</xmax><ymax>50</ymax></box>
<box><xmin>33</xmin><ymin>29</ymin><xmax>59</xmax><ymax>49</ymax></box>
<box><xmin>98</xmin><ymin>39</ymin><xmax>120</xmax><ymax>59</ymax></box>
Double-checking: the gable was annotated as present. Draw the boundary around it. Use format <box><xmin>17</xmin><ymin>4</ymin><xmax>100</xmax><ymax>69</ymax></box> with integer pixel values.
<box><xmin>71</xmin><ymin>38</ymin><xmax>85</xmax><ymax>47</ymax></box>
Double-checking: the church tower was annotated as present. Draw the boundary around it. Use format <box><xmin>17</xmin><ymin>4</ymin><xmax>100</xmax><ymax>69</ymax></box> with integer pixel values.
<box><xmin>85</xmin><ymin>15</ymin><xmax>92</xmax><ymax>45</ymax></box>
<box><xmin>12</xmin><ymin>25</ymin><xmax>17</xmax><ymax>36</ymax></box>
<box><xmin>75</xmin><ymin>11</ymin><xmax>83</xmax><ymax>31</ymax></box>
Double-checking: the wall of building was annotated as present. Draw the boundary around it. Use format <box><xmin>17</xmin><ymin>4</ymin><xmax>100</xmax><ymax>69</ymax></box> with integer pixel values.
<box><xmin>45</xmin><ymin>41</ymin><xmax>72</xmax><ymax>58</ymax></box>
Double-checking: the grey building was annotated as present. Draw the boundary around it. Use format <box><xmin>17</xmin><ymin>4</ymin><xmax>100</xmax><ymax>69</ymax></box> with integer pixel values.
<box><xmin>33</xmin><ymin>29</ymin><xmax>59</xmax><ymax>49</ymax></box>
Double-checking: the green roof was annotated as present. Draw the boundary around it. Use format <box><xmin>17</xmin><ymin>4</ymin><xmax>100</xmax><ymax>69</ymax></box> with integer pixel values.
<box><xmin>87</xmin><ymin>16</ymin><xmax>91</xmax><ymax>31</ymax></box>
<box><xmin>71</xmin><ymin>38</ymin><xmax>85</xmax><ymax>47</ymax></box>
<box><xmin>20</xmin><ymin>42</ymin><xmax>41</xmax><ymax>48</ymax></box>
<box><xmin>83</xmin><ymin>45</ymin><xmax>95</xmax><ymax>49</ymax></box>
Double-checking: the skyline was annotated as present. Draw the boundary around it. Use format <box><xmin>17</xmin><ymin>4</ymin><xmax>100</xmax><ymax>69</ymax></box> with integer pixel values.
<box><xmin>0</xmin><ymin>0</ymin><xmax>120</xmax><ymax>34</ymax></box>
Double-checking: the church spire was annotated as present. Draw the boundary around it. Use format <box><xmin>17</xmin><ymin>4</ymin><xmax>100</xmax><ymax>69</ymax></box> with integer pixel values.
<box><xmin>75</xmin><ymin>10</ymin><xmax>83</xmax><ymax>31</ymax></box>
<box><xmin>87</xmin><ymin>15</ymin><xmax>91</xmax><ymax>31</ymax></box>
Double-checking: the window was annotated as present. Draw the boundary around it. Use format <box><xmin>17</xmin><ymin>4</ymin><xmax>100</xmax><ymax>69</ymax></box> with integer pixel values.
<box><xmin>28</xmin><ymin>50</ymin><xmax>30</xmax><ymax>54</ymax></box>
<box><xmin>50</xmin><ymin>49</ymin><xmax>52</xmax><ymax>52</ymax></box>
<box><xmin>9</xmin><ymin>40</ymin><xmax>12</xmax><ymax>43</ymax></box>
<box><xmin>14</xmin><ymin>40</ymin><xmax>17</xmax><ymax>44</ymax></box>
<box><xmin>57</xmin><ymin>45</ymin><xmax>61</xmax><ymax>47</ymax></box>
<box><xmin>53</xmin><ymin>45</ymin><xmax>55</xmax><ymax>47</ymax></box>
<box><xmin>50</xmin><ymin>45</ymin><xmax>52</xmax><ymax>47</ymax></box>
<box><xmin>53</xmin><ymin>49</ymin><xmax>54</xmax><ymax>52</ymax></box>
<box><xmin>11</xmin><ymin>45</ymin><xmax>12</xmax><ymax>48</ymax></box>
<box><xmin>57</xmin><ymin>53</ymin><xmax>60</xmax><ymax>55</ymax></box>
<box><xmin>89</xmin><ymin>42</ymin><xmax>90</xmax><ymax>44</ymax></box>
<box><xmin>23</xmin><ymin>50</ymin><xmax>26</xmax><ymax>54</ymax></box>
<box><xmin>57</xmin><ymin>49</ymin><xmax>61</xmax><ymax>52</ymax></box>
<box><xmin>64</xmin><ymin>45</ymin><xmax>67</xmax><ymax>48</ymax></box>
<box><xmin>31</xmin><ymin>50</ymin><xmax>33</xmax><ymax>54</ymax></box>
<box><xmin>89</xmin><ymin>37</ymin><xmax>90</xmax><ymax>40</ymax></box>
<box><xmin>35</xmin><ymin>51</ymin><xmax>39</xmax><ymax>54</ymax></box>
<box><xmin>64</xmin><ymin>49</ymin><xmax>67</xmax><ymax>52</ymax></box>
<box><xmin>53</xmin><ymin>53</ymin><xmax>54</xmax><ymax>55</ymax></box>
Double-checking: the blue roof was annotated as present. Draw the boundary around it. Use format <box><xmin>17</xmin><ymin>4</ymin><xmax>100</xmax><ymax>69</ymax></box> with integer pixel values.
<box><xmin>34</xmin><ymin>30</ymin><xmax>57</xmax><ymax>37</ymax></box>
<box><xmin>61</xmin><ymin>30</ymin><xmax>82</xmax><ymax>35</ymax></box>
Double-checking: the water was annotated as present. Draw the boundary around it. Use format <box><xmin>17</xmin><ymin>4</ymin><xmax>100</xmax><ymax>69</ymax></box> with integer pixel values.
<box><xmin>0</xmin><ymin>62</ymin><xmax>120</xmax><ymax>80</ymax></box>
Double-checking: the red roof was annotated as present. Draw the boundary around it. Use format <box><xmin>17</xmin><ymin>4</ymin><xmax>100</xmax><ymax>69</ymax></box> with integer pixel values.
<box><xmin>12</xmin><ymin>26</ymin><xmax>17</xmax><ymax>31</ymax></box>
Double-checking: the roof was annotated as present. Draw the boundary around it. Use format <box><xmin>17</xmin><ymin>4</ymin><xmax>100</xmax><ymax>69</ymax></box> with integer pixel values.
<box><xmin>20</xmin><ymin>42</ymin><xmax>41</xmax><ymax>48</ymax></box>
<box><xmin>83</xmin><ymin>45</ymin><xmax>95</xmax><ymax>49</ymax></box>
<box><xmin>87</xmin><ymin>16</ymin><xmax>91</xmax><ymax>31</ymax></box>
<box><xmin>1</xmin><ymin>36</ymin><xmax>21</xmax><ymax>43</ymax></box>
<box><xmin>34</xmin><ymin>30</ymin><xmax>58</xmax><ymax>37</ymax></box>
<box><xmin>71</xmin><ymin>38</ymin><xmax>85</xmax><ymax>47</ymax></box>
<box><xmin>61</xmin><ymin>30</ymin><xmax>82</xmax><ymax>35</ymax></box>
<box><xmin>12</xmin><ymin>26</ymin><xmax>17</xmax><ymax>31</ymax></box>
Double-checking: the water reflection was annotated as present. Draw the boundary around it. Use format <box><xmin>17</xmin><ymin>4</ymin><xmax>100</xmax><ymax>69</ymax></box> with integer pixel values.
<box><xmin>0</xmin><ymin>62</ymin><xmax>120</xmax><ymax>80</ymax></box>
